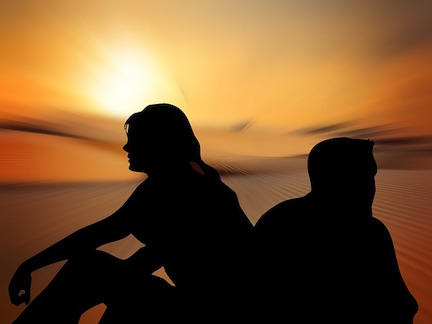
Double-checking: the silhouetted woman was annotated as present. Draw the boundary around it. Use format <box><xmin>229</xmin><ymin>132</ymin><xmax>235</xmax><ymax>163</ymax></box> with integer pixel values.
<box><xmin>9</xmin><ymin>103</ymin><xmax>254</xmax><ymax>323</ymax></box>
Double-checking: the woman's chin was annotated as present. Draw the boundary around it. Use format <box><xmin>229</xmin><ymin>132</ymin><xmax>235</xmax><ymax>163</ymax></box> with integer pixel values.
<box><xmin>128</xmin><ymin>164</ymin><xmax>145</xmax><ymax>172</ymax></box>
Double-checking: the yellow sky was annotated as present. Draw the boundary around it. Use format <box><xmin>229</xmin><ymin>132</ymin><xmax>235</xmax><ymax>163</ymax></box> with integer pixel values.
<box><xmin>0</xmin><ymin>0</ymin><xmax>431</xmax><ymax>181</ymax></box>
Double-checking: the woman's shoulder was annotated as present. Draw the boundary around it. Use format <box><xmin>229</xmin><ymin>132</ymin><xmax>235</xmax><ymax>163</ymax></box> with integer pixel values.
<box><xmin>130</xmin><ymin>178</ymin><xmax>152</xmax><ymax>194</ymax></box>
<box><xmin>123</xmin><ymin>178</ymin><xmax>159</xmax><ymax>205</ymax></box>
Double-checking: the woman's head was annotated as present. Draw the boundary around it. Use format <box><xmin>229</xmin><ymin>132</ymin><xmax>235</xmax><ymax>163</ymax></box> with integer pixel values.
<box><xmin>123</xmin><ymin>103</ymin><xmax>202</xmax><ymax>173</ymax></box>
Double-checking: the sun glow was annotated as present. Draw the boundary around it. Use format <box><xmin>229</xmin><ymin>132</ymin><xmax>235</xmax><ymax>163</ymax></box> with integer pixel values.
<box><xmin>87</xmin><ymin>49</ymin><xmax>172</xmax><ymax>118</ymax></box>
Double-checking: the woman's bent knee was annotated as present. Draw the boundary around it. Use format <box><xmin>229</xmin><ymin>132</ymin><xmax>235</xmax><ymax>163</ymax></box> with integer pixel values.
<box><xmin>65</xmin><ymin>251</ymin><xmax>120</xmax><ymax>274</ymax></box>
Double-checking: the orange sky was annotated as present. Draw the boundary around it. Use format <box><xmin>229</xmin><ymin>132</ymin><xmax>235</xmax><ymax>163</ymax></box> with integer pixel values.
<box><xmin>1</xmin><ymin>0</ymin><xmax>431</xmax><ymax>182</ymax></box>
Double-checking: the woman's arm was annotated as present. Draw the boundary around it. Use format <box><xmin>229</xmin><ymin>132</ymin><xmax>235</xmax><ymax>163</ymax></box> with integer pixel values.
<box><xmin>9</xmin><ymin>198</ymin><xmax>135</xmax><ymax>306</ymax></box>
<box><xmin>25</xmin><ymin>210</ymin><xmax>130</xmax><ymax>270</ymax></box>
<box><xmin>125</xmin><ymin>246</ymin><xmax>164</xmax><ymax>275</ymax></box>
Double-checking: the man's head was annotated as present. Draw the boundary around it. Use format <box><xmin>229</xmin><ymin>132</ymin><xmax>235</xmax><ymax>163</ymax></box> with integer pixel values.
<box><xmin>307</xmin><ymin>137</ymin><xmax>377</xmax><ymax>212</ymax></box>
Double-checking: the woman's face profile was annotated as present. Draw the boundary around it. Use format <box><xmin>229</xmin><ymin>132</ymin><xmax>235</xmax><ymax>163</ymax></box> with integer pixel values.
<box><xmin>122</xmin><ymin>104</ymin><xmax>199</xmax><ymax>174</ymax></box>
<box><xmin>123</xmin><ymin>123</ymin><xmax>155</xmax><ymax>173</ymax></box>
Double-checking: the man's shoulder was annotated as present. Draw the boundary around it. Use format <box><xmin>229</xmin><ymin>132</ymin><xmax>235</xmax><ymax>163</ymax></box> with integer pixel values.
<box><xmin>276</xmin><ymin>194</ymin><xmax>310</xmax><ymax>209</ymax></box>
<box><xmin>255</xmin><ymin>194</ymin><xmax>311</xmax><ymax>230</ymax></box>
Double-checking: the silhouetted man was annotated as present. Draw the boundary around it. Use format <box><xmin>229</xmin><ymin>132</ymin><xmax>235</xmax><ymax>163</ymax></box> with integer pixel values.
<box><xmin>254</xmin><ymin>137</ymin><xmax>418</xmax><ymax>324</ymax></box>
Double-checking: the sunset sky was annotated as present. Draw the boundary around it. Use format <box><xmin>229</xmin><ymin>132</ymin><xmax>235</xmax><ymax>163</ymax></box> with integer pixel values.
<box><xmin>1</xmin><ymin>3</ymin><xmax>432</xmax><ymax>323</ymax></box>
<box><xmin>1</xmin><ymin>0</ymin><xmax>431</xmax><ymax>182</ymax></box>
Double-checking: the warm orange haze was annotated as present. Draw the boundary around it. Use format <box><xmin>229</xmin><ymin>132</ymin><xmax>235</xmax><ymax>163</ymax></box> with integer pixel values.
<box><xmin>1</xmin><ymin>1</ymin><xmax>431</xmax><ymax>323</ymax></box>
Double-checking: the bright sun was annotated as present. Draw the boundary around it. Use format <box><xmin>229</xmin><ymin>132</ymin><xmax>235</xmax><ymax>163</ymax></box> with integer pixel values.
<box><xmin>88</xmin><ymin>49</ymin><xmax>171</xmax><ymax>118</ymax></box>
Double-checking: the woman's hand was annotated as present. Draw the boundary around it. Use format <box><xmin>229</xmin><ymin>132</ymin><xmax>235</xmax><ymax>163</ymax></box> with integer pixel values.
<box><xmin>9</xmin><ymin>263</ymin><xmax>32</xmax><ymax>306</ymax></box>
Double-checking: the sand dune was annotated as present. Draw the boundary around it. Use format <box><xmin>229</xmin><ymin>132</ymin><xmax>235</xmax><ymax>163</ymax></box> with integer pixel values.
<box><xmin>1</xmin><ymin>169</ymin><xmax>431</xmax><ymax>323</ymax></box>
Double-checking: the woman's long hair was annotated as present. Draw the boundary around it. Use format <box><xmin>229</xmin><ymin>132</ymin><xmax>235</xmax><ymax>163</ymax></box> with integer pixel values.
<box><xmin>125</xmin><ymin>103</ymin><xmax>220</xmax><ymax>179</ymax></box>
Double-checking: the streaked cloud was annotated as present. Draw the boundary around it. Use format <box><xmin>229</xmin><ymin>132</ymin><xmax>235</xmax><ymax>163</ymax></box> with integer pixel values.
<box><xmin>0</xmin><ymin>120</ymin><xmax>85</xmax><ymax>139</ymax></box>
<box><xmin>230</xmin><ymin>120</ymin><xmax>255</xmax><ymax>133</ymax></box>
<box><xmin>0</xmin><ymin>0</ymin><xmax>431</xmax><ymax>179</ymax></box>
<box><xmin>292</xmin><ymin>122</ymin><xmax>353</xmax><ymax>136</ymax></box>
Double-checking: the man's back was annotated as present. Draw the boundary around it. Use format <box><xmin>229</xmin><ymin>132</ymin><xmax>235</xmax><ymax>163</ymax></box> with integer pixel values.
<box><xmin>254</xmin><ymin>193</ymin><xmax>418</xmax><ymax>324</ymax></box>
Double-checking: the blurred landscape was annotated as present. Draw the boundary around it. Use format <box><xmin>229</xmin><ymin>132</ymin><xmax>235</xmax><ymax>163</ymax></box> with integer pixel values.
<box><xmin>1</xmin><ymin>156</ymin><xmax>431</xmax><ymax>323</ymax></box>
<box><xmin>1</xmin><ymin>1</ymin><xmax>431</xmax><ymax>322</ymax></box>
<box><xmin>1</xmin><ymin>111</ymin><xmax>432</xmax><ymax>323</ymax></box>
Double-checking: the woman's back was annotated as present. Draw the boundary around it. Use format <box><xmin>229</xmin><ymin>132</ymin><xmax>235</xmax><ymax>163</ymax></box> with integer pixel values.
<box><xmin>128</xmin><ymin>171</ymin><xmax>253</xmax><ymax>291</ymax></box>
<box><xmin>114</xmin><ymin>168</ymin><xmax>254</xmax><ymax>322</ymax></box>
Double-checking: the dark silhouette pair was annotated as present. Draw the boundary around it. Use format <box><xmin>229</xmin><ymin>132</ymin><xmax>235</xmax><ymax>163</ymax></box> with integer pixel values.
<box><xmin>9</xmin><ymin>104</ymin><xmax>417</xmax><ymax>323</ymax></box>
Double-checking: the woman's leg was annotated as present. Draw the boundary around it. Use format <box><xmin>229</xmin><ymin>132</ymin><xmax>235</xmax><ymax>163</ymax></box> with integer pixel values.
<box><xmin>100</xmin><ymin>274</ymin><xmax>177</xmax><ymax>323</ymax></box>
<box><xmin>13</xmin><ymin>250</ymin><xmax>122</xmax><ymax>324</ymax></box>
